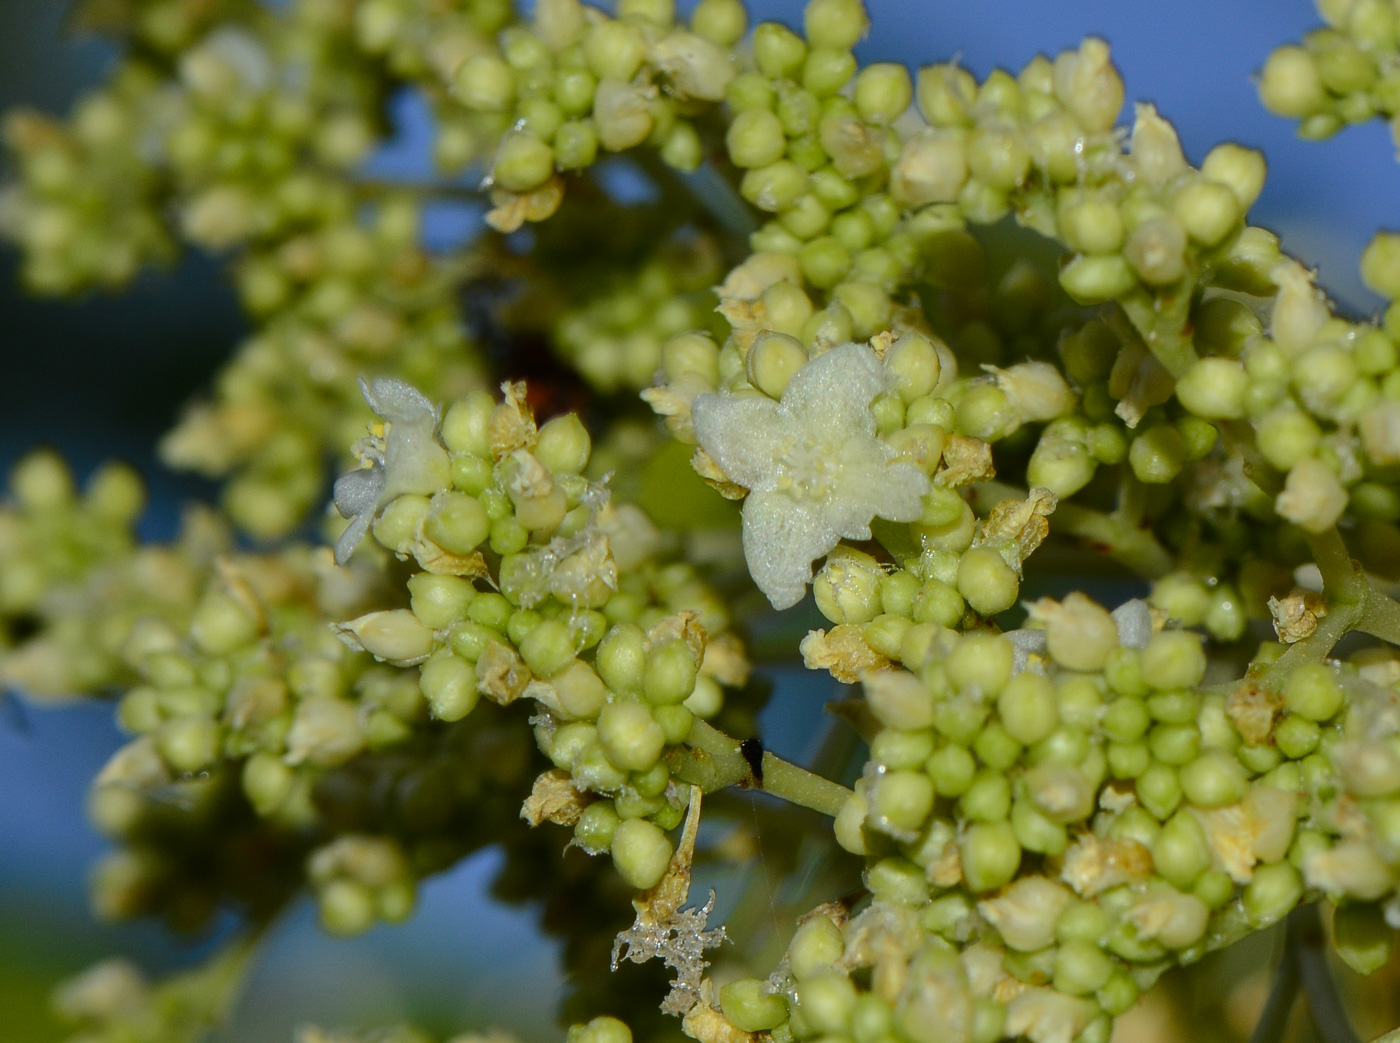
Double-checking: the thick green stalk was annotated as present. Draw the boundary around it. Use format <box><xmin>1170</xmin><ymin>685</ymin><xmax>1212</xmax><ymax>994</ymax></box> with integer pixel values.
<box><xmin>668</xmin><ymin>720</ymin><xmax>853</xmax><ymax>818</ymax></box>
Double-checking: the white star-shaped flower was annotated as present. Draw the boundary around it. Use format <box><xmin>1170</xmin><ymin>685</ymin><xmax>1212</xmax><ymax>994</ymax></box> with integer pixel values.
<box><xmin>691</xmin><ymin>342</ymin><xmax>931</xmax><ymax>609</ymax></box>
<box><xmin>332</xmin><ymin>378</ymin><xmax>450</xmax><ymax>564</ymax></box>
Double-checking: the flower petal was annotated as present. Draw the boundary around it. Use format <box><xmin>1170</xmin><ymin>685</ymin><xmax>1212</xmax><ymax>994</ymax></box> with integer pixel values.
<box><xmin>741</xmin><ymin>489</ymin><xmax>837</xmax><ymax>610</ymax></box>
<box><xmin>692</xmin><ymin>391</ymin><xmax>786</xmax><ymax>491</ymax></box>
<box><xmin>779</xmin><ymin>342</ymin><xmax>887</xmax><ymax>437</ymax></box>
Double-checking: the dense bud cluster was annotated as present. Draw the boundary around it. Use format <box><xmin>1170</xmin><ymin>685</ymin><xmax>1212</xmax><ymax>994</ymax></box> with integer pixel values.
<box><xmin>10</xmin><ymin>0</ymin><xmax>1400</xmax><ymax>1042</ymax></box>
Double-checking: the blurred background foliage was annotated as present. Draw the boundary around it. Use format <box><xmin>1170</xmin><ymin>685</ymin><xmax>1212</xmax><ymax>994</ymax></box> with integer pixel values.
<box><xmin>6</xmin><ymin>1</ymin><xmax>1400</xmax><ymax>1041</ymax></box>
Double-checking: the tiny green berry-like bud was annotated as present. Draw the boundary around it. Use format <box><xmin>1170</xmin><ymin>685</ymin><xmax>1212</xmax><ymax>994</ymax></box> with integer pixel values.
<box><xmin>854</xmin><ymin>63</ymin><xmax>912</xmax><ymax>125</ymax></box>
<box><xmin>1333</xmin><ymin>902</ymin><xmax>1395</xmax><ymax>975</ymax></box>
<box><xmin>1129</xmin><ymin>425</ymin><xmax>1187</xmax><ymax>484</ymax></box>
<box><xmin>872</xmin><ymin>770</ymin><xmax>934</xmax><ymax>832</ymax></box>
<box><xmin>813</xmin><ymin>547</ymin><xmax>883</xmax><ymax>624</ymax></box>
<box><xmin>1141</xmin><ymin>630</ymin><xmax>1206</xmax><ymax>690</ymax></box>
<box><xmin>1058</xmin><ymin>253</ymin><xmax>1137</xmax><ymax>305</ymax></box>
<box><xmin>1201</xmin><ymin>143</ymin><xmax>1267</xmax><ymax>210</ymax></box>
<box><xmin>1283</xmin><ymin>662</ymin><xmax>1344</xmax><ymax>721</ymax></box>
<box><xmin>611</xmin><ymin>817</ymin><xmax>672</xmax><ymax>889</ymax></box>
<box><xmin>727</xmin><ymin>108</ymin><xmax>786</xmax><ymax>168</ymax></box>
<box><xmin>1173</xmin><ymin>178</ymin><xmax>1240</xmax><ymax>247</ymax></box>
<box><xmin>720</xmin><ymin>979</ymin><xmax>789</xmax><ymax>1033</ymax></box>
<box><xmin>521</xmin><ymin>618</ymin><xmax>577</xmax><ymax>678</ymax></box>
<box><xmin>746</xmin><ymin>330</ymin><xmax>809</xmax><ymax>398</ymax></box>
<box><xmin>1178</xmin><ymin>750</ymin><xmax>1248</xmax><ymax>807</ymax></box>
<box><xmin>568</xmin><ymin>1017</ymin><xmax>633</xmax><ymax>1043</ymax></box>
<box><xmin>1361</xmin><ymin>231</ymin><xmax>1400</xmax><ymax>300</ymax></box>
<box><xmin>420</xmin><ymin>652</ymin><xmax>480</xmax><ymax>721</ymax></box>
<box><xmin>1176</xmin><ymin>358</ymin><xmax>1248</xmax><ymax>418</ymax></box>
<box><xmin>1259</xmin><ymin>46</ymin><xmax>1327</xmax><ymax>118</ymax></box>
<box><xmin>597</xmin><ymin>701</ymin><xmax>666</xmax><ymax>771</ymax></box>
<box><xmin>423</xmin><ymin>492</ymin><xmax>491</xmax><ymax>555</ymax></box>
<box><xmin>692</xmin><ymin>0</ymin><xmax>747</xmax><ymax>46</ymax></box>
<box><xmin>959</xmin><ymin>821</ymin><xmax>1022</xmax><ymax>892</ymax></box>
<box><xmin>956</xmin><ymin>547</ymin><xmax>1020</xmax><ymax>617</ymax></box>
<box><xmin>1124</xmin><ymin>216</ymin><xmax>1188</xmax><ymax>286</ymax></box>
<box><xmin>535</xmin><ymin>414</ymin><xmax>592</xmax><ymax>474</ymax></box>
<box><xmin>803</xmin><ymin>0</ymin><xmax>869</xmax><ymax>51</ymax></box>
<box><xmin>643</xmin><ymin>639</ymin><xmax>698</xmax><ymax>705</ymax></box>
<box><xmin>455</xmin><ymin>54</ymin><xmax>516</xmax><ymax>111</ymax></box>
<box><xmin>796</xmin><ymin>973</ymin><xmax>858</xmax><ymax>1035</ymax></box>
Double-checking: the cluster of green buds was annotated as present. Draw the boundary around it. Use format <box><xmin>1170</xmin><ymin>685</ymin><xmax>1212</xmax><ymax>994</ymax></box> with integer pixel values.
<box><xmin>0</xmin><ymin>75</ymin><xmax>177</xmax><ymax>293</ymax></box>
<box><xmin>421</xmin><ymin>0</ymin><xmax>743</xmax><ymax>229</ymax></box>
<box><xmin>327</xmin><ymin>377</ymin><xmax>752</xmax><ymax>892</ymax></box>
<box><xmin>548</xmin><ymin>229</ymin><xmax>725</xmax><ymax>393</ymax></box>
<box><xmin>159</xmin><ymin>191</ymin><xmax>486</xmax><ymax>539</ymax></box>
<box><xmin>707</xmin><ymin>617</ymin><xmax>1400</xmax><ymax>1043</ymax></box>
<box><xmin>0</xmin><ymin>451</ymin><xmax>151</xmax><ymax>694</ymax></box>
<box><xmin>1259</xmin><ymin>0</ymin><xmax>1400</xmax><ymax>145</ymax></box>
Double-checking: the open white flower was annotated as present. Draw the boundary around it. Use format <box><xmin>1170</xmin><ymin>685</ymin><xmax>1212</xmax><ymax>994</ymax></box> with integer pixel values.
<box><xmin>691</xmin><ymin>342</ymin><xmax>930</xmax><ymax>609</ymax></box>
<box><xmin>332</xmin><ymin>378</ymin><xmax>450</xmax><ymax>565</ymax></box>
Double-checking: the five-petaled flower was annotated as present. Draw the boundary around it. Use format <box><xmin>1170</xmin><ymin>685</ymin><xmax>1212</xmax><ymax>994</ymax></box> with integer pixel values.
<box><xmin>691</xmin><ymin>342</ymin><xmax>930</xmax><ymax>609</ymax></box>
<box><xmin>332</xmin><ymin>378</ymin><xmax>450</xmax><ymax>565</ymax></box>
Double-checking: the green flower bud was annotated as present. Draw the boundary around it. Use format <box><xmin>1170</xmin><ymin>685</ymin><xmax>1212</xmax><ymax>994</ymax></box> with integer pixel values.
<box><xmin>643</xmin><ymin>639</ymin><xmax>698</xmax><ymax>706</ymax></box>
<box><xmin>960</xmin><ymin>768</ymin><xmax>1012</xmax><ymax>822</ymax></box>
<box><xmin>1176</xmin><ymin>357</ymin><xmax>1248</xmax><ymax>419</ymax></box>
<box><xmin>585</xmin><ymin>21</ymin><xmax>646</xmax><ymax>81</ymax></box>
<box><xmin>568</xmin><ymin>1016</ymin><xmax>632</xmax><ymax>1043</ymax></box>
<box><xmin>789</xmin><ymin>914</ymin><xmax>845</xmax><ymax>981</ymax></box>
<box><xmin>1244</xmin><ymin>861</ymin><xmax>1303</xmax><ymax>926</ymax></box>
<box><xmin>720</xmin><ymin>979</ymin><xmax>789</xmax><ymax>1033</ymax></box>
<box><xmin>691</xmin><ymin>0</ymin><xmax>746</xmax><ymax>45</ymax></box>
<box><xmin>455</xmin><ymin>54</ymin><xmax>516</xmax><ymax>112</ymax></box>
<box><xmin>1361</xmin><ymin>230</ymin><xmax>1400</xmax><ymax>300</ymax></box>
<box><xmin>320</xmin><ymin>878</ymin><xmax>377</xmax><ymax>935</ymax></box>
<box><xmin>1053</xmin><ymin>940</ymin><xmax>1115</xmax><ymax>996</ymax></box>
<box><xmin>1283</xmin><ymin>662</ymin><xmax>1344</xmax><ymax>721</ymax></box>
<box><xmin>611</xmin><ymin>816</ymin><xmax>672</xmax><ymax>890</ymax></box>
<box><xmin>727</xmin><ymin>108</ymin><xmax>786</xmax><ymax>168</ymax></box>
<box><xmin>1201</xmin><ymin>143</ymin><xmax>1267</xmax><ymax>210</ymax></box>
<box><xmin>521</xmin><ymin>619</ymin><xmax>577</xmax><ymax>679</ymax></box>
<box><xmin>597</xmin><ymin>624</ymin><xmax>647</xmax><ymax>692</ymax></box>
<box><xmin>1152</xmin><ymin>809</ymin><xmax>1210</xmax><ymax>888</ymax></box>
<box><xmin>796</xmin><ymin>972</ymin><xmax>857</xmax><ymax>1036</ymax></box>
<box><xmin>798</xmin><ymin>235</ymin><xmax>851</xmax><ymax>288</ymax></box>
<box><xmin>423</xmin><ymin>492</ymin><xmax>491</xmax><ymax>555</ymax></box>
<box><xmin>1058</xmin><ymin>253</ymin><xmax>1137</xmax><ymax>304</ymax></box>
<box><xmin>872</xmin><ymin>769</ymin><xmax>935</xmax><ymax>832</ymax></box>
<box><xmin>1059</xmin><ymin>193</ymin><xmax>1125</xmax><ymax>255</ymax></box>
<box><xmin>854</xmin><ymin>63</ymin><xmax>912</xmax><ymax>125</ymax></box>
<box><xmin>419</xmin><ymin>651</ymin><xmax>479</xmax><ymax>721</ymax></box>
<box><xmin>336</xmin><ymin>609</ymin><xmax>436</xmax><ymax>665</ymax></box>
<box><xmin>594</xmin><ymin>80</ymin><xmax>654</xmax><ymax>151</ymax></box>
<box><xmin>1052</xmin><ymin>37</ymin><xmax>1124</xmax><ymax>133</ymax></box>
<box><xmin>1173</xmin><ymin>178</ymin><xmax>1240</xmax><ymax>247</ymax></box>
<box><xmin>243</xmin><ymin>751</ymin><xmax>294</xmax><ymax>815</ymax></box>
<box><xmin>997</xmin><ymin>673</ymin><xmax>1059</xmax><ymax>746</ymax></box>
<box><xmin>1124</xmin><ymin>216</ymin><xmax>1188</xmax><ymax>286</ymax></box>
<box><xmin>889</xmin><ymin>132</ymin><xmax>968</xmax><ymax>208</ymax></box>
<box><xmin>1333</xmin><ymin>902</ymin><xmax>1395</xmax><ymax>974</ymax></box>
<box><xmin>955</xmin><ymin>547</ymin><xmax>1020</xmax><ymax>618</ymax></box>
<box><xmin>1259</xmin><ymin>46</ymin><xmax>1326</xmax><ymax>118</ymax></box>
<box><xmin>1138</xmin><ymin>763</ymin><xmax>1182</xmax><ymax>820</ymax></box>
<box><xmin>959</xmin><ymin>821</ymin><xmax>1022</xmax><ymax>892</ymax></box>
<box><xmin>597</xmin><ymin>701</ymin><xmax>665</xmax><ymax>771</ymax></box>
<box><xmin>1179</xmin><ymin>750</ymin><xmax>1248</xmax><ymax>807</ymax></box>
<box><xmin>1129</xmin><ymin>425</ymin><xmax>1187</xmax><ymax>484</ymax></box>
<box><xmin>916</xmin><ymin>63</ymin><xmax>976</xmax><ymax>126</ymax></box>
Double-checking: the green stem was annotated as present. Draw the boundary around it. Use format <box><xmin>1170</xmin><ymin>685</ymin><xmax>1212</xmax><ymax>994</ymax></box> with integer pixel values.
<box><xmin>1264</xmin><ymin>599</ymin><xmax>1363</xmax><ymax>690</ymax></box>
<box><xmin>1116</xmin><ymin>278</ymin><xmax>1200</xmax><ymax>380</ymax></box>
<box><xmin>1360</xmin><ymin>587</ymin><xmax>1400</xmax><ymax>645</ymax></box>
<box><xmin>668</xmin><ymin>720</ymin><xmax>853</xmax><ymax>818</ymax></box>
<box><xmin>1307</xmin><ymin>529</ymin><xmax>1366</xmax><ymax>605</ymax></box>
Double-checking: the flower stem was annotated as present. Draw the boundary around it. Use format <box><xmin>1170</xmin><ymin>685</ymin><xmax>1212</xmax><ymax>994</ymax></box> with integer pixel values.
<box><xmin>668</xmin><ymin>720</ymin><xmax>853</xmax><ymax>818</ymax></box>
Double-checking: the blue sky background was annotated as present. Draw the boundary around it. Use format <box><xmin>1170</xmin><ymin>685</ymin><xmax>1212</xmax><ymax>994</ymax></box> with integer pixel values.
<box><xmin>0</xmin><ymin>0</ymin><xmax>1394</xmax><ymax>1039</ymax></box>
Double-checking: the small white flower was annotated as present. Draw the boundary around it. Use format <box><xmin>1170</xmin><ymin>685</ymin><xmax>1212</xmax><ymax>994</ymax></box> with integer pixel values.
<box><xmin>691</xmin><ymin>342</ymin><xmax>930</xmax><ymax>609</ymax></box>
<box><xmin>332</xmin><ymin>378</ymin><xmax>450</xmax><ymax>565</ymax></box>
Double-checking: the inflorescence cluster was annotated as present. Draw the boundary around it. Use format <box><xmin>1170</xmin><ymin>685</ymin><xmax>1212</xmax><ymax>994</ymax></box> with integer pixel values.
<box><xmin>8</xmin><ymin>1</ymin><xmax>1400</xmax><ymax>1042</ymax></box>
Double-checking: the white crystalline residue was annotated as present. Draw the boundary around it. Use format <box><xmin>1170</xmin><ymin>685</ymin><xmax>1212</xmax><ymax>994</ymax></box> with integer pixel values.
<box><xmin>1112</xmin><ymin>599</ymin><xmax>1152</xmax><ymax>649</ymax></box>
<box><xmin>691</xmin><ymin>343</ymin><xmax>930</xmax><ymax>610</ymax></box>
